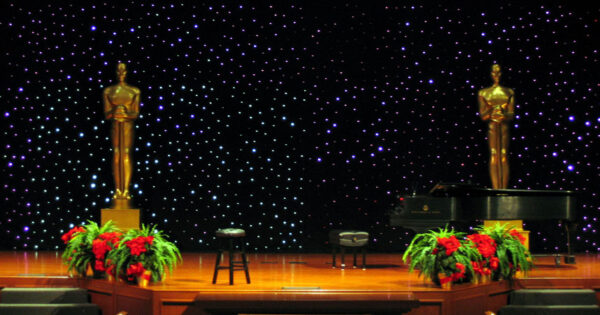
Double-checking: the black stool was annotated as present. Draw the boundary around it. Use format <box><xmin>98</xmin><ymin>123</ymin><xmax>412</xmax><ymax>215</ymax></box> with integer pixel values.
<box><xmin>212</xmin><ymin>228</ymin><xmax>250</xmax><ymax>285</ymax></box>
<box><xmin>329</xmin><ymin>230</ymin><xmax>369</xmax><ymax>269</ymax></box>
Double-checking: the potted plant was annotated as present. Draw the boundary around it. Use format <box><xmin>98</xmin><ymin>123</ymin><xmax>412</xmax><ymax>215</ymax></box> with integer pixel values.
<box><xmin>474</xmin><ymin>223</ymin><xmax>532</xmax><ymax>280</ymax></box>
<box><xmin>403</xmin><ymin>226</ymin><xmax>480</xmax><ymax>287</ymax></box>
<box><xmin>61</xmin><ymin>220</ymin><xmax>120</xmax><ymax>277</ymax></box>
<box><xmin>106</xmin><ymin>224</ymin><xmax>182</xmax><ymax>286</ymax></box>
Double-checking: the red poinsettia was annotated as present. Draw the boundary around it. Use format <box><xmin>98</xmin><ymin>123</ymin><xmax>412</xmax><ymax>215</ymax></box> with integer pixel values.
<box><xmin>509</xmin><ymin>229</ymin><xmax>526</xmax><ymax>245</ymax></box>
<box><xmin>99</xmin><ymin>232</ymin><xmax>123</xmax><ymax>246</ymax></box>
<box><xmin>61</xmin><ymin>226</ymin><xmax>86</xmax><ymax>244</ymax></box>
<box><xmin>91</xmin><ymin>232</ymin><xmax>122</xmax><ymax>273</ymax></box>
<box><xmin>125</xmin><ymin>236</ymin><xmax>154</xmax><ymax>256</ymax></box>
<box><xmin>106</xmin><ymin>259</ymin><xmax>116</xmax><ymax>276</ymax></box>
<box><xmin>467</xmin><ymin>233</ymin><xmax>497</xmax><ymax>258</ymax></box>
<box><xmin>125</xmin><ymin>262</ymin><xmax>150</xmax><ymax>282</ymax></box>
<box><xmin>436</xmin><ymin>235</ymin><xmax>461</xmax><ymax>256</ymax></box>
<box><xmin>489</xmin><ymin>257</ymin><xmax>500</xmax><ymax>270</ymax></box>
<box><xmin>440</xmin><ymin>262</ymin><xmax>466</xmax><ymax>284</ymax></box>
<box><xmin>471</xmin><ymin>261</ymin><xmax>492</xmax><ymax>276</ymax></box>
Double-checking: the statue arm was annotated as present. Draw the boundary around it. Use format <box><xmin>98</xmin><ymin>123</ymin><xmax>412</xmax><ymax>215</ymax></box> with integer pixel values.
<box><xmin>478</xmin><ymin>92</ymin><xmax>492</xmax><ymax>121</ymax></box>
<box><xmin>129</xmin><ymin>89</ymin><xmax>140</xmax><ymax>119</ymax></box>
<box><xmin>505</xmin><ymin>89</ymin><xmax>515</xmax><ymax>122</ymax></box>
<box><xmin>103</xmin><ymin>89</ymin><xmax>114</xmax><ymax>119</ymax></box>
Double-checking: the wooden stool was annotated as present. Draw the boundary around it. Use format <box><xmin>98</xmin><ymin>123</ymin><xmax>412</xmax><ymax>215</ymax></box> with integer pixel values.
<box><xmin>329</xmin><ymin>230</ymin><xmax>369</xmax><ymax>269</ymax></box>
<box><xmin>212</xmin><ymin>228</ymin><xmax>250</xmax><ymax>285</ymax></box>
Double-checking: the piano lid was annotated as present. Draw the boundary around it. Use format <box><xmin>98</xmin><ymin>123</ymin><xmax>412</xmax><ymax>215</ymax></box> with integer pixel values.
<box><xmin>429</xmin><ymin>182</ymin><xmax>577</xmax><ymax>197</ymax></box>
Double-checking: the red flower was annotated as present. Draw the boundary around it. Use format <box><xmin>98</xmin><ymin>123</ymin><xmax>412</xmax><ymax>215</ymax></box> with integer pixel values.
<box><xmin>450</xmin><ymin>262</ymin><xmax>466</xmax><ymax>281</ymax></box>
<box><xmin>125</xmin><ymin>236</ymin><xmax>149</xmax><ymax>256</ymax></box>
<box><xmin>451</xmin><ymin>272</ymin><xmax>464</xmax><ymax>281</ymax></box>
<box><xmin>141</xmin><ymin>271</ymin><xmax>151</xmax><ymax>281</ymax></box>
<box><xmin>489</xmin><ymin>257</ymin><xmax>500</xmax><ymax>270</ymax></box>
<box><xmin>98</xmin><ymin>232</ymin><xmax>122</xmax><ymax>248</ymax></box>
<box><xmin>439</xmin><ymin>275</ymin><xmax>452</xmax><ymax>285</ymax></box>
<box><xmin>432</xmin><ymin>248</ymin><xmax>439</xmax><ymax>255</ymax></box>
<box><xmin>106</xmin><ymin>260</ymin><xmax>116</xmax><ymax>276</ymax></box>
<box><xmin>472</xmin><ymin>261</ymin><xmax>483</xmax><ymax>274</ymax></box>
<box><xmin>509</xmin><ymin>229</ymin><xmax>526</xmax><ymax>245</ymax></box>
<box><xmin>94</xmin><ymin>259</ymin><xmax>106</xmax><ymax>272</ymax></box>
<box><xmin>61</xmin><ymin>226</ymin><xmax>86</xmax><ymax>244</ymax></box>
<box><xmin>467</xmin><ymin>234</ymin><xmax>497</xmax><ymax>258</ymax></box>
<box><xmin>126</xmin><ymin>262</ymin><xmax>145</xmax><ymax>277</ymax></box>
<box><xmin>92</xmin><ymin>239</ymin><xmax>112</xmax><ymax>260</ymax></box>
<box><xmin>437</xmin><ymin>235</ymin><xmax>461</xmax><ymax>256</ymax></box>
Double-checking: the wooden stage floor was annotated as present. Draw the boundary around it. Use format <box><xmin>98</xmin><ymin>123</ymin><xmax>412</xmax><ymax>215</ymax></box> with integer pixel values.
<box><xmin>1</xmin><ymin>251</ymin><xmax>599</xmax><ymax>314</ymax></box>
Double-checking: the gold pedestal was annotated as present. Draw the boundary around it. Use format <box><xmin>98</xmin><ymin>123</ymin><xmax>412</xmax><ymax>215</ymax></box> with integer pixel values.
<box><xmin>484</xmin><ymin>220</ymin><xmax>530</xmax><ymax>250</ymax></box>
<box><xmin>101</xmin><ymin>208</ymin><xmax>140</xmax><ymax>231</ymax></box>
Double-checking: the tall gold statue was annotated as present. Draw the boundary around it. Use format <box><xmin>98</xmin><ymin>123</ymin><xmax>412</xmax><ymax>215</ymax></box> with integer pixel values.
<box><xmin>478</xmin><ymin>64</ymin><xmax>514</xmax><ymax>189</ymax></box>
<box><xmin>103</xmin><ymin>63</ymin><xmax>140</xmax><ymax>208</ymax></box>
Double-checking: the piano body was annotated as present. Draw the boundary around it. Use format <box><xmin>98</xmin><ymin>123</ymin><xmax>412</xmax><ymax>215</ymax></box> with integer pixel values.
<box><xmin>389</xmin><ymin>183</ymin><xmax>577</xmax><ymax>263</ymax></box>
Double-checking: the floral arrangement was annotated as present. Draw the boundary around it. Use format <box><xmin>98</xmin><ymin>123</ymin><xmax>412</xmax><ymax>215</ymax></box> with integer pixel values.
<box><xmin>474</xmin><ymin>224</ymin><xmax>532</xmax><ymax>280</ymax></box>
<box><xmin>61</xmin><ymin>220</ymin><xmax>121</xmax><ymax>277</ymax></box>
<box><xmin>402</xmin><ymin>226</ymin><xmax>480</xmax><ymax>286</ymax></box>
<box><xmin>106</xmin><ymin>224</ymin><xmax>182</xmax><ymax>283</ymax></box>
<box><xmin>403</xmin><ymin>224</ymin><xmax>532</xmax><ymax>287</ymax></box>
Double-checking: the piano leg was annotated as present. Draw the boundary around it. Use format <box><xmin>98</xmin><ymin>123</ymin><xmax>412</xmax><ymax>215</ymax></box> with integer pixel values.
<box><xmin>564</xmin><ymin>220</ymin><xmax>577</xmax><ymax>264</ymax></box>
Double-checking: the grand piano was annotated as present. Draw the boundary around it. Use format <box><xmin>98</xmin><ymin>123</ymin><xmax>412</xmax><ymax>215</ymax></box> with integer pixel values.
<box><xmin>389</xmin><ymin>182</ymin><xmax>578</xmax><ymax>263</ymax></box>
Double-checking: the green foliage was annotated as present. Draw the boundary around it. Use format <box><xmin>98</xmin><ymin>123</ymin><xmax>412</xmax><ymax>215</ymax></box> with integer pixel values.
<box><xmin>106</xmin><ymin>224</ymin><xmax>182</xmax><ymax>282</ymax></box>
<box><xmin>61</xmin><ymin>220</ymin><xmax>120</xmax><ymax>276</ymax></box>
<box><xmin>402</xmin><ymin>225</ymin><xmax>481</xmax><ymax>284</ymax></box>
<box><xmin>475</xmin><ymin>223</ymin><xmax>533</xmax><ymax>280</ymax></box>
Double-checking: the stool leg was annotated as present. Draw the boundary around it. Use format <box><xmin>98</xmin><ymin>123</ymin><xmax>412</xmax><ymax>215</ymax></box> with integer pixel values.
<box><xmin>241</xmin><ymin>239</ymin><xmax>250</xmax><ymax>284</ymax></box>
<box><xmin>353</xmin><ymin>248</ymin><xmax>358</xmax><ymax>268</ymax></box>
<box><xmin>331</xmin><ymin>245</ymin><xmax>337</xmax><ymax>268</ymax></box>
<box><xmin>362</xmin><ymin>247</ymin><xmax>367</xmax><ymax>270</ymax></box>
<box><xmin>228</xmin><ymin>239</ymin><xmax>235</xmax><ymax>285</ymax></box>
<box><xmin>340</xmin><ymin>247</ymin><xmax>346</xmax><ymax>269</ymax></box>
<box><xmin>212</xmin><ymin>249</ymin><xmax>222</xmax><ymax>284</ymax></box>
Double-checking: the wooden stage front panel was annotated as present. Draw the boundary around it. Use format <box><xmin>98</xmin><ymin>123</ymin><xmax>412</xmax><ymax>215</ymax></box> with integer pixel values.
<box><xmin>1</xmin><ymin>251</ymin><xmax>599</xmax><ymax>315</ymax></box>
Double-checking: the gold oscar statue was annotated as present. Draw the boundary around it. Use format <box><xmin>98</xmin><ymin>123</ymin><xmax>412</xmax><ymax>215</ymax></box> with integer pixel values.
<box><xmin>101</xmin><ymin>63</ymin><xmax>141</xmax><ymax>230</ymax></box>
<box><xmin>478</xmin><ymin>64</ymin><xmax>514</xmax><ymax>189</ymax></box>
<box><xmin>478</xmin><ymin>64</ymin><xmax>528</xmax><ymax>248</ymax></box>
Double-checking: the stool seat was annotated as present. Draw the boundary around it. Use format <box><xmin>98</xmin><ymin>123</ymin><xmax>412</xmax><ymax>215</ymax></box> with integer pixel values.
<box><xmin>216</xmin><ymin>228</ymin><xmax>246</xmax><ymax>238</ymax></box>
<box><xmin>329</xmin><ymin>230</ymin><xmax>369</xmax><ymax>247</ymax></box>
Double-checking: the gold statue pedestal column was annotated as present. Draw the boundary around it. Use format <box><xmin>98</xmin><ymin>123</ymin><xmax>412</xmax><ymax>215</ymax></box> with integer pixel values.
<box><xmin>101</xmin><ymin>198</ymin><xmax>140</xmax><ymax>231</ymax></box>
<box><xmin>100</xmin><ymin>62</ymin><xmax>141</xmax><ymax>231</ymax></box>
<box><xmin>101</xmin><ymin>208</ymin><xmax>140</xmax><ymax>231</ymax></box>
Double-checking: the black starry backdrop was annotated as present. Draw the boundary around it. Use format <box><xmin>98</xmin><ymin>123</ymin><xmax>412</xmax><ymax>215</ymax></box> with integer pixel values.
<box><xmin>2</xmin><ymin>2</ymin><xmax>599</xmax><ymax>252</ymax></box>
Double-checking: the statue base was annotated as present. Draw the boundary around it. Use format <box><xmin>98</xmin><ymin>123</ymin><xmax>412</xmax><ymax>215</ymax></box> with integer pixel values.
<box><xmin>112</xmin><ymin>197</ymin><xmax>132</xmax><ymax>209</ymax></box>
<box><xmin>101</xmin><ymin>208</ymin><xmax>140</xmax><ymax>231</ymax></box>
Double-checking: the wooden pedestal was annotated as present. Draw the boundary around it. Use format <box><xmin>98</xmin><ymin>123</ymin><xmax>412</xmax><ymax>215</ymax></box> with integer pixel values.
<box><xmin>101</xmin><ymin>208</ymin><xmax>140</xmax><ymax>230</ymax></box>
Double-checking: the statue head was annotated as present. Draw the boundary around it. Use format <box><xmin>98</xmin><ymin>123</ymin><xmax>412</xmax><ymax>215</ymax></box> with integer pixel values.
<box><xmin>116</xmin><ymin>63</ymin><xmax>127</xmax><ymax>83</ymax></box>
<box><xmin>491</xmin><ymin>64</ymin><xmax>501</xmax><ymax>85</ymax></box>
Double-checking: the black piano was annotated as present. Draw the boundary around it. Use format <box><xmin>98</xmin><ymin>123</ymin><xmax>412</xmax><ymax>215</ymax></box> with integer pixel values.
<box><xmin>389</xmin><ymin>182</ymin><xmax>578</xmax><ymax>263</ymax></box>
